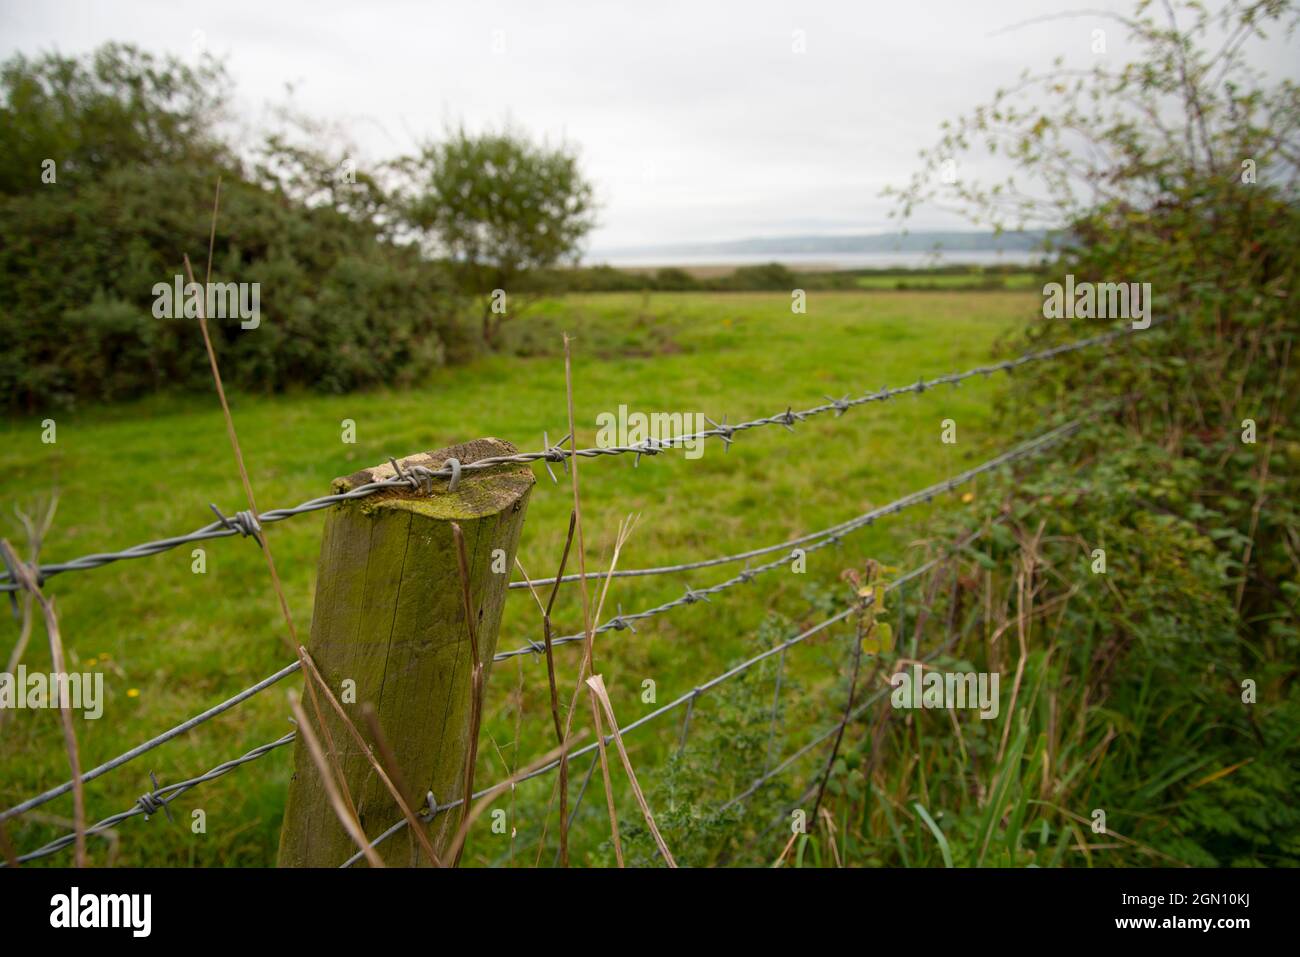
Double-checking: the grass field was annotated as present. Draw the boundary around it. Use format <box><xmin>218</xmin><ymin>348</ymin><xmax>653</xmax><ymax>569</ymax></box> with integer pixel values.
<box><xmin>0</xmin><ymin>289</ymin><xmax>1040</xmax><ymax>866</ymax></box>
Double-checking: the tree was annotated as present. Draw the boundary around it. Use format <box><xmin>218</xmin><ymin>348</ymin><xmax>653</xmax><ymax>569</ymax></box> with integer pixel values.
<box><xmin>0</xmin><ymin>43</ymin><xmax>229</xmax><ymax>197</ymax></box>
<box><xmin>401</xmin><ymin>127</ymin><xmax>596</xmax><ymax>344</ymax></box>
<box><xmin>888</xmin><ymin>0</ymin><xmax>1299</xmax><ymax>233</ymax></box>
<box><xmin>0</xmin><ymin>43</ymin><xmax>468</xmax><ymax>410</ymax></box>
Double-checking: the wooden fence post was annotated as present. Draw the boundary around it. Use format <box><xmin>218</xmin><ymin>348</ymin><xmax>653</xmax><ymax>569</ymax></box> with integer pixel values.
<box><xmin>277</xmin><ymin>438</ymin><xmax>534</xmax><ymax>867</ymax></box>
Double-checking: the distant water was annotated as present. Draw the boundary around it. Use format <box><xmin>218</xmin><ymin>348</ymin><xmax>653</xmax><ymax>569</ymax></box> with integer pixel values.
<box><xmin>589</xmin><ymin>250</ymin><xmax>1050</xmax><ymax>270</ymax></box>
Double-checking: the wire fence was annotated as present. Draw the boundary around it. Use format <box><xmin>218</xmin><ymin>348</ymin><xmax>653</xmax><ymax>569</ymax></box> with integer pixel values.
<box><xmin>1</xmin><ymin>320</ymin><xmax>1158</xmax><ymax>867</ymax></box>
<box><xmin>1</xmin><ymin>412</ymin><xmax>1083</xmax><ymax>828</ymax></box>
<box><xmin>0</xmin><ymin>321</ymin><xmax>1150</xmax><ymax>595</ymax></box>
<box><xmin>339</xmin><ymin>546</ymin><xmax>960</xmax><ymax>868</ymax></box>
<box><xmin>12</xmin><ymin>540</ymin><xmax>942</xmax><ymax>866</ymax></box>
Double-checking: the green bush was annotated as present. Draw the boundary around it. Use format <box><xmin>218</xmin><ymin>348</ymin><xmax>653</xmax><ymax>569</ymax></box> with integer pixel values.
<box><xmin>783</xmin><ymin>0</ymin><xmax>1300</xmax><ymax>868</ymax></box>
<box><xmin>0</xmin><ymin>162</ymin><xmax>467</xmax><ymax>409</ymax></box>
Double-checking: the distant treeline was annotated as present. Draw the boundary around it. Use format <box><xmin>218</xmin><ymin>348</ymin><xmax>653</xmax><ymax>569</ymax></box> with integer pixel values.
<box><xmin>525</xmin><ymin>261</ymin><xmax>1047</xmax><ymax>293</ymax></box>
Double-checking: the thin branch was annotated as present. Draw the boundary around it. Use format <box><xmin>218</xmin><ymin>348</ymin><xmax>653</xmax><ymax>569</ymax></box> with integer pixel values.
<box><xmin>1</xmin><ymin>540</ymin><xmax>85</xmax><ymax>867</ymax></box>
<box><xmin>183</xmin><ymin>180</ymin><xmax>357</xmax><ymax>824</ymax></box>
<box><xmin>287</xmin><ymin>691</ymin><xmax>383</xmax><ymax>868</ymax></box>
<box><xmin>298</xmin><ymin>648</ymin><xmax>442</xmax><ymax>867</ymax></box>
<box><xmin>810</xmin><ymin>588</ymin><xmax>869</xmax><ymax>825</ymax></box>
<box><xmin>441</xmin><ymin>732</ymin><xmax>590</xmax><ymax>868</ymax></box>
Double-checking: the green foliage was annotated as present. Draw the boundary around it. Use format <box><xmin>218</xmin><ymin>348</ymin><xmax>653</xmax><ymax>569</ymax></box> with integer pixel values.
<box><xmin>804</xmin><ymin>0</ymin><xmax>1300</xmax><ymax>869</ymax></box>
<box><xmin>400</xmin><ymin>127</ymin><xmax>596</xmax><ymax>344</ymax></box>
<box><xmin>889</xmin><ymin>1</ymin><xmax>1300</xmax><ymax>232</ymax></box>
<box><xmin>547</xmin><ymin>263</ymin><xmax>651</xmax><ymax>293</ymax></box>
<box><xmin>777</xmin><ymin>433</ymin><xmax>1300</xmax><ymax>867</ymax></box>
<box><xmin>0</xmin><ymin>163</ymin><xmax>467</xmax><ymax>409</ymax></box>
<box><xmin>589</xmin><ymin>612</ymin><xmax>800</xmax><ymax>867</ymax></box>
<box><xmin>712</xmin><ymin>262</ymin><xmax>797</xmax><ymax>292</ymax></box>
<box><xmin>0</xmin><ymin>45</ymin><xmax>468</xmax><ymax>411</ymax></box>
<box><xmin>652</xmin><ymin>266</ymin><xmax>699</xmax><ymax>290</ymax></box>
<box><xmin>0</xmin><ymin>43</ymin><xmax>228</xmax><ymax>197</ymax></box>
<box><xmin>526</xmin><ymin>262</ymin><xmax>1044</xmax><ymax>294</ymax></box>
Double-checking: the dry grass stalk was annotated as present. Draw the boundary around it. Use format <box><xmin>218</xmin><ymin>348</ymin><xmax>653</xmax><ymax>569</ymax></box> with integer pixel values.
<box><xmin>442</xmin><ymin>731</ymin><xmax>589</xmax><ymax>867</ymax></box>
<box><xmin>299</xmin><ymin>648</ymin><xmax>442</xmax><ymax>866</ymax></box>
<box><xmin>818</xmin><ymin>807</ymin><xmax>843</xmax><ymax>868</ymax></box>
<box><xmin>183</xmin><ymin>178</ymin><xmax>356</xmax><ymax>824</ymax></box>
<box><xmin>548</xmin><ymin>512</ymin><xmax>639</xmax><ymax>867</ymax></box>
<box><xmin>585</xmin><ymin>674</ymin><xmax>677</xmax><ymax>867</ymax></box>
<box><xmin>2</xmin><ymin>496</ymin><xmax>58</xmax><ymax>685</ymax></box>
<box><xmin>514</xmin><ymin>512</ymin><xmax>577</xmax><ymax>863</ymax></box>
<box><xmin>553</xmin><ymin>332</ymin><xmax>625</xmax><ymax>865</ymax></box>
<box><xmin>0</xmin><ymin>539</ymin><xmax>86</xmax><ymax>867</ymax></box>
<box><xmin>514</xmin><ymin>508</ymin><xmax>578</xmax><ymax>865</ymax></box>
<box><xmin>772</xmin><ymin>829</ymin><xmax>801</xmax><ymax>868</ymax></box>
<box><xmin>0</xmin><ymin>819</ymin><xmax>17</xmax><ymax>868</ymax></box>
<box><xmin>359</xmin><ymin>703</ymin><xmax>430</xmax><ymax>865</ymax></box>
<box><xmin>287</xmin><ymin>691</ymin><xmax>383</xmax><ymax>868</ymax></box>
<box><xmin>995</xmin><ymin>522</ymin><xmax>1044</xmax><ymax>767</ymax></box>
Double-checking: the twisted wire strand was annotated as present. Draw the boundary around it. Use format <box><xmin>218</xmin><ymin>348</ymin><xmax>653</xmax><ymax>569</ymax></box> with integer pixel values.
<box><xmin>5</xmin><ymin>538</ymin><xmax>956</xmax><ymax>868</ymax></box>
<box><xmin>339</xmin><ymin>548</ymin><xmax>961</xmax><ymax>867</ymax></box>
<box><xmin>493</xmin><ymin>414</ymin><xmax>1085</xmax><ymax>661</ymax></box>
<box><xmin>2</xmin><ymin>413</ymin><xmax>1086</xmax><ymax>826</ymax></box>
<box><xmin>5</xmin><ymin>732</ymin><xmax>296</xmax><ymax>866</ymax></box>
<box><xmin>0</xmin><ymin>322</ymin><xmax>1152</xmax><ymax>594</ymax></box>
<box><xmin>0</xmin><ymin>662</ymin><xmax>301</xmax><ymax>824</ymax></box>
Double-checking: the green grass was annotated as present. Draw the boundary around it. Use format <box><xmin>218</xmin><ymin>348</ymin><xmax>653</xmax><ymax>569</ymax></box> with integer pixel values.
<box><xmin>0</xmin><ymin>289</ymin><xmax>1037</xmax><ymax>866</ymax></box>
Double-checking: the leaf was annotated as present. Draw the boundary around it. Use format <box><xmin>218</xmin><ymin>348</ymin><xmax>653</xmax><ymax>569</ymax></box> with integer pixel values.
<box><xmin>913</xmin><ymin>803</ymin><xmax>954</xmax><ymax>868</ymax></box>
<box><xmin>863</xmin><ymin>621</ymin><xmax>894</xmax><ymax>655</ymax></box>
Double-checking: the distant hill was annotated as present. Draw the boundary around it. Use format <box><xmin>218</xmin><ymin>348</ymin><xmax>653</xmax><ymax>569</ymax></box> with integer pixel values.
<box><xmin>591</xmin><ymin>230</ymin><xmax>1055</xmax><ymax>259</ymax></box>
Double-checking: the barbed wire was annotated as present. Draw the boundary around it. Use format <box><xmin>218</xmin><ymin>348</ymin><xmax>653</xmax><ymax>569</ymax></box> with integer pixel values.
<box><xmin>0</xmin><ymin>661</ymin><xmax>302</xmax><ymax>824</ymax></box>
<box><xmin>1</xmin><ymin>412</ymin><xmax>1087</xmax><ymax>827</ymax></box>
<box><xmin>492</xmin><ymin>414</ymin><xmax>1086</xmax><ymax>661</ymax></box>
<box><xmin>5</xmin><ymin>537</ymin><xmax>955</xmax><ymax>866</ymax></box>
<box><xmin>338</xmin><ymin>546</ymin><xmax>964</xmax><ymax>867</ymax></box>
<box><xmin>719</xmin><ymin>596</ymin><xmax>981</xmax><ymax>848</ymax></box>
<box><xmin>0</xmin><ymin>312</ymin><xmax>1162</xmax><ymax>865</ymax></box>
<box><xmin>8</xmin><ymin>418</ymin><xmax>1067</xmax><ymax>872</ymax></box>
<box><xmin>5</xmin><ymin>732</ymin><xmax>296</xmax><ymax>866</ymax></box>
<box><xmin>0</xmin><ymin>321</ymin><xmax>1154</xmax><ymax>594</ymax></box>
<box><xmin>526</xmin><ymin>530</ymin><xmax>984</xmax><ymax>860</ymax></box>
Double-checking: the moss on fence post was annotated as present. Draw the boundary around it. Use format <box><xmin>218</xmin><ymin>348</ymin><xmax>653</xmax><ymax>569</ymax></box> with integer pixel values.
<box><xmin>277</xmin><ymin>438</ymin><xmax>534</xmax><ymax>867</ymax></box>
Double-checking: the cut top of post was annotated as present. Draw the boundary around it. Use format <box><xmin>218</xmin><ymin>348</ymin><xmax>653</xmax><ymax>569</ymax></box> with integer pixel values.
<box><xmin>334</xmin><ymin>438</ymin><xmax>535</xmax><ymax>521</ymax></box>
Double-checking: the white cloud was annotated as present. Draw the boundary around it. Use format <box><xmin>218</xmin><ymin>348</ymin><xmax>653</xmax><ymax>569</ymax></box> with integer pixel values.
<box><xmin>2</xmin><ymin>0</ymin><xmax>1295</xmax><ymax>249</ymax></box>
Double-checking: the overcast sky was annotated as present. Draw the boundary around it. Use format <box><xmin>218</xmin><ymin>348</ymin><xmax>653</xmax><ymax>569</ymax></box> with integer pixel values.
<box><xmin>3</xmin><ymin>1</ymin><xmax>1297</xmax><ymax>250</ymax></box>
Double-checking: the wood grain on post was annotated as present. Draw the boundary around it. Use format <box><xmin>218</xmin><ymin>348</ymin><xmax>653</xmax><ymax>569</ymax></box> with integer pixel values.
<box><xmin>277</xmin><ymin>438</ymin><xmax>534</xmax><ymax>867</ymax></box>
